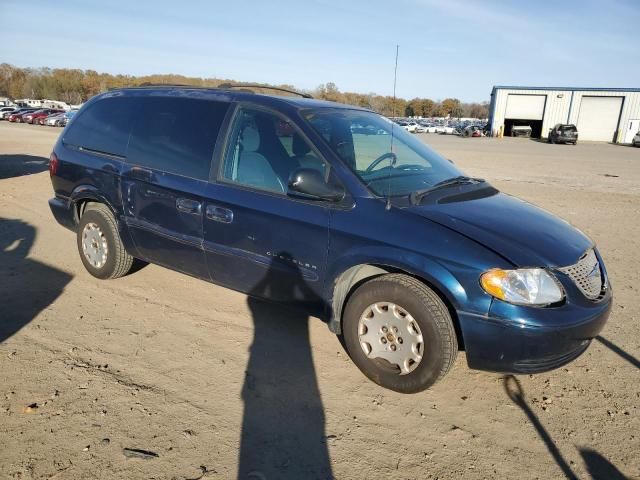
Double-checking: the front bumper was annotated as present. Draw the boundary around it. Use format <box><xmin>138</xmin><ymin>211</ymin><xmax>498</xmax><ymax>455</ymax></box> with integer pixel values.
<box><xmin>457</xmin><ymin>289</ymin><xmax>612</xmax><ymax>373</ymax></box>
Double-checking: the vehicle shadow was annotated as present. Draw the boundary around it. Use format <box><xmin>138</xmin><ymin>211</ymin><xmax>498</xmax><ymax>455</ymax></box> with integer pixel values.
<box><xmin>595</xmin><ymin>335</ymin><xmax>640</xmax><ymax>369</ymax></box>
<box><xmin>0</xmin><ymin>217</ymin><xmax>73</xmax><ymax>343</ymax></box>
<box><xmin>0</xmin><ymin>154</ymin><xmax>49</xmax><ymax>180</ymax></box>
<box><xmin>238</xmin><ymin>254</ymin><xmax>333</xmax><ymax>479</ymax></box>
<box><xmin>503</xmin><ymin>375</ymin><xmax>628</xmax><ymax>480</ymax></box>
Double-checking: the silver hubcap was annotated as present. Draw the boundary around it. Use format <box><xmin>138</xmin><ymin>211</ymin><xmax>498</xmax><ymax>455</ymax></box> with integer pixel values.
<box><xmin>358</xmin><ymin>302</ymin><xmax>424</xmax><ymax>375</ymax></box>
<box><xmin>81</xmin><ymin>222</ymin><xmax>108</xmax><ymax>268</ymax></box>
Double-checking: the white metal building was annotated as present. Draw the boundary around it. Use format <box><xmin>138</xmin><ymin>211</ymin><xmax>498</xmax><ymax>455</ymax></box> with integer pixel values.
<box><xmin>488</xmin><ymin>86</ymin><xmax>640</xmax><ymax>143</ymax></box>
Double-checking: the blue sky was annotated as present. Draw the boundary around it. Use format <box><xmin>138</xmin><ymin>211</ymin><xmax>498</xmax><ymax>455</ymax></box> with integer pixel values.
<box><xmin>1</xmin><ymin>0</ymin><xmax>639</xmax><ymax>102</ymax></box>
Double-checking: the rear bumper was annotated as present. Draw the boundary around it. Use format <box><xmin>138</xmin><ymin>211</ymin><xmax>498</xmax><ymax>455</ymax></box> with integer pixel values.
<box><xmin>458</xmin><ymin>292</ymin><xmax>612</xmax><ymax>373</ymax></box>
<box><xmin>49</xmin><ymin>197</ymin><xmax>76</xmax><ymax>232</ymax></box>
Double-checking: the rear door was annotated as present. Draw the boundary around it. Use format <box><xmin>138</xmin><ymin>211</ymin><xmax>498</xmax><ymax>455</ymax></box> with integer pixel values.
<box><xmin>121</xmin><ymin>95</ymin><xmax>230</xmax><ymax>279</ymax></box>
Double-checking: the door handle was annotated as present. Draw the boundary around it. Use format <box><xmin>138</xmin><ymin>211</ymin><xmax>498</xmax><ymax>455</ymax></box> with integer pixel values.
<box><xmin>129</xmin><ymin>166</ymin><xmax>154</xmax><ymax>181</ymax></box>
<box><xmin>176</xmin><ymin>198</ymin><xmax>202</xmax><ymax>215</ymax></box>
<box><xmin>206</xmin><ymin>205</ymin><xmax>234</xmax><ymax>223</ymax></box>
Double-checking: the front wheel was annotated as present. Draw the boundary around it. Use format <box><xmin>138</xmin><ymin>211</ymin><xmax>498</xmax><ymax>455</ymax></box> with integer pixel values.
<box><xmin>77</xmin><ymin>204</ymin><xmax>135</xmax><ymax>279</ymax></box>
<box><xmin>342</xmin><ymin>274</ymin><xmax>458</xmax><ymax>393</ymax></box>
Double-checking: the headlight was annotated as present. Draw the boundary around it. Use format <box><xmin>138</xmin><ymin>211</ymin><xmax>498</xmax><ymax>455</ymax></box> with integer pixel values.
<box><xmin>480</xmin><ymin>268</ymin><xmax>563</xmax><ymax>306</ymax></box>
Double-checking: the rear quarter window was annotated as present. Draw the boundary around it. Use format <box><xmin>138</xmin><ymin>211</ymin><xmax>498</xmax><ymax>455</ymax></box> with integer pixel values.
<box><xmin>63</xmin><ymin>97</ymin><xmax>134</xmax><ymax>157</ymax></box>
<box><xmin>127</xmin><ymin>97</ymin><xmax>229</xmax><ymax>180</ymax></box>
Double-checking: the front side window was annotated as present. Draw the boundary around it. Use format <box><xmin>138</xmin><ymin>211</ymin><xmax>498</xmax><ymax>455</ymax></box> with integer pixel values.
<box><xmin>304</xmin><ymin>109</ymin><xmax>462</xmax><ymax>196</ymax></box>
<box><xmin>127</xmin><ymin>97</ymin><xmax>229</xmax><ymax>180</ymax></box>
<box><xmin>221</xmin><ymin>107</ymin><xmax>327</xmax><ymax>194</ymax></box>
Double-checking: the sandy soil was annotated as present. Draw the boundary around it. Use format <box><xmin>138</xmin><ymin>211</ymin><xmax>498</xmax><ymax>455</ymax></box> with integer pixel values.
<box><xmin>1</xmin><ymin>122</ymin><xmax>638</xmax><ymax>480</ymax></box>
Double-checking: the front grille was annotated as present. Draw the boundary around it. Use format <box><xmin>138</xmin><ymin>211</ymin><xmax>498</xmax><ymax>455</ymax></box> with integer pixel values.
<box><xmin>558</xmin><ymin>249</ymin><xmax>604</xmax><ymax>300</ymax></box>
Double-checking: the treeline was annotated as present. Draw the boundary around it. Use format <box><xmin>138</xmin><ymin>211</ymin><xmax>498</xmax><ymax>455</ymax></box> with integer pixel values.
<box><xmin>0</xmin><ymin>64</ymin><xmax>488</xmax><ymax>118</ymax></box>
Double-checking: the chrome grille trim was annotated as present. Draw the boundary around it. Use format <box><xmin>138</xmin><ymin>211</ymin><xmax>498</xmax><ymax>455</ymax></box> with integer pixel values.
<box><xmin>558</xmin><ymin>249</ymin><xmax>603</xmax><ymax>300</ymax></box>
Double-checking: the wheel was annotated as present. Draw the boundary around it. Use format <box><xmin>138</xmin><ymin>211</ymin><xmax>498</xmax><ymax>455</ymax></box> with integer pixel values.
<box><xmin>76</xmin><ymin>204</ymin><xmax>134</xmax><ymax>279</ymax></box>
<box><xmin>342</xmin><ymin>274</ymin><xmax>458</xmax><ymax>393</ymax></box>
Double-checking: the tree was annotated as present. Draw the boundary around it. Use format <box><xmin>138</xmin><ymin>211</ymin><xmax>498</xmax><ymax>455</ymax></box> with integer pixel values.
<box><xmin>0</xmin><ymin>63</ymin><xmax>486</xmax><ymax>117</ymax></box>
<box><xmin>438</xmin><ymin>98</ymin><xmax>462</xmax><ymax>118</ymax></box>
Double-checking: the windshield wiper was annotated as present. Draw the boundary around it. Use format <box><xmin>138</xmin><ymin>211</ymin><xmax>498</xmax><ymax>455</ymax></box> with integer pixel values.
<box><xmin>410</xmin><ymin>176</ymin><xmax>485</xmax><ymax>205</ymax></box>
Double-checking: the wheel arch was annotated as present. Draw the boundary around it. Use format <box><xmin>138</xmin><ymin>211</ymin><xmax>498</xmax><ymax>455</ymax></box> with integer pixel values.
<box><xmin>328</xmin><ymin>260</ymin><xmax>466</xmax><ymax>350</ymax></box>
<box><xmin>69</xmin><ymin>185</ymin><xmax>118</xmax><ymax>224</ymax></box>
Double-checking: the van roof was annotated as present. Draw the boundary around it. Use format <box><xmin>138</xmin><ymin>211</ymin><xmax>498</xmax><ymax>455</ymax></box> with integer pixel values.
<box><xmin>106</xmin><ymin>85</ymin><xmax>371</xmax><ymax>112</ymax></box>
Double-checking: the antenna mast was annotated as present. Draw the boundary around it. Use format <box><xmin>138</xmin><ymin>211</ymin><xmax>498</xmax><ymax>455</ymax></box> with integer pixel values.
<box><xmin>386</xmin><ymin>45</ymin><xmax>399</xmax><ymax>211</ymax></box>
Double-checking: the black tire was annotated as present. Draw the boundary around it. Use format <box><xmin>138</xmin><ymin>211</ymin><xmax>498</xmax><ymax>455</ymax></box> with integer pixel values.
<box><xmin>342</xmin><ymin>274</ymin><xmax>458</xmax><ymax>393</ymax></box>
<box><xmin>76</xmin><ymin>204</ymin><xmax>134</xmax><ymax>279</ymax></box>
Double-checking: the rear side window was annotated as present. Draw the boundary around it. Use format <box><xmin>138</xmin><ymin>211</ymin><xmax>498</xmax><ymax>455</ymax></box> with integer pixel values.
<box><xmin>63</xmin><ymin>97</ymin><xmax>134</xmax><ymax>157</ymax></box>
<box><xmin>127</xmin><ymin>97</ymin><xmax>229</xmax><ymax>180</ymax></box>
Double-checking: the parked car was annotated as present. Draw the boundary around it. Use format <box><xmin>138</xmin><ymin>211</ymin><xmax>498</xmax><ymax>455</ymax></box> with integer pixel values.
<box><xmin>403</xmin><ymin>122</ymin><xmax>418</xmax><ymax>133</ymax></box>
<box><xmin>0</xmin><ymin>106</ymin><xmax>16</xmax><ymax>119</ymax></box>
<box><xmin>548</xmin><ymin>124</ymin><xmax>578</xmax><ymax>145</ymax></box>
<box><xmin>462</xmin><ymin>125</ymin><xmax>483</xmax><ymax>137</ymax></box>
<box><xmin>420</xmin><ymin>123</ymin><xmax>438</xmax><ymax>134</ymax></box>
<box><xmin>7</xmin><ymin>108</ymin><xmax>37</xmax><ymax>122</ymax></box>
<box><xmin>23</xmin><ymin>109</ymin><xmax>63</xmax><ymax>124</ymax></box>
<box><xmin>49</xmin><ymin>86</ymin><xmax>611</xmax><ymax>393</ymax></box>
<box><xmin>511</xmin><ymin>125</ymin><xmax>532</xmax><ymax>137</ymax></box>
<box><xmin>44</xmin><ymin>113</ymin><xmax>66</xmax><ymax>126</ymax></box>
<box><xmin>59</xmin><ymin>110</ymin><xmax>77</xmax><ymax>127</ymax></box>
<box><xmin>436</xmin><ymin>125</ymin><xmax>457</xmax><ymax>135</ymax></box>
<box><xmin>633</xmin><ymin>131</ymin><xmax>640</xmax><ymax>147</ymax></box>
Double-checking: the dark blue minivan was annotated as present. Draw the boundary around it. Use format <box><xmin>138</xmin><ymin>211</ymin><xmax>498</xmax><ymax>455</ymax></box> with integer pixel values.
<box><xmin>48</xmin><ymin>86</ymin><xmax>612</xmax><ymax>393</ymax></box>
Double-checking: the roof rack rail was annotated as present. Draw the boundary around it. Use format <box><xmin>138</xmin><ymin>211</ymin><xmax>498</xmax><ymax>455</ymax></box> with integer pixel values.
<box><xmin>218</xmin><ymin>83</ymin><xmax>313</xmax><ymax>99</ymax></box>
<box><xmin>118</xmin><ymin>82</ymin><xmax>314</xmax><ymax>99</ymax></box>
<box><xmin>136</xmin><ymin>82</ymin><xmax>202</xmax><ymax>88</ymax></box>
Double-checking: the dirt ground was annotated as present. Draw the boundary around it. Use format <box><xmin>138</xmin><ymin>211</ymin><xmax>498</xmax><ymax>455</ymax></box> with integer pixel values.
<box><xmin>1</xmin><ymin>122</ymin><xmax>638</xmax><ymax>480</ymax></box>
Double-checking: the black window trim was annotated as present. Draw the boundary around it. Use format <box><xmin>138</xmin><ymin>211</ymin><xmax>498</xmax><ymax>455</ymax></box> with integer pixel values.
<box><xmin>214</xmin><ymin>102</ymin><xmax>352</xmax><ymax>208</ymax></box>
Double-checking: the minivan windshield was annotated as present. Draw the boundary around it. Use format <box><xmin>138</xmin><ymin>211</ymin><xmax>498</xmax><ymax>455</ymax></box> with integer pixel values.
<box><xmin>304</xmin><ymin>109</ymin><xmax>462</xmax><ymax>196</ymax></box>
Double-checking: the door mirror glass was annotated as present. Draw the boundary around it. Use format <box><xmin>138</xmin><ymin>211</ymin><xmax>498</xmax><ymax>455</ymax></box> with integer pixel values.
<box><xmin>288</xmin><ymin>168</ymin><xmax>345</xmax><ymax>202</ymax></box>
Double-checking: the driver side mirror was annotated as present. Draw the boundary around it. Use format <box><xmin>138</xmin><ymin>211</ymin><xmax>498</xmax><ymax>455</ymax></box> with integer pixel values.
<box><xmin>288</xmin><ymin>168</ymin><xmax>345</xmax><ymax>202</ymax></box>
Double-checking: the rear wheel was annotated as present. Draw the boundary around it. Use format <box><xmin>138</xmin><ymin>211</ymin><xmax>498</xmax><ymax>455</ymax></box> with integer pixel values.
<box><xmin>342</xmin><ymin>274</ymin><xmax>458</xmax><ymax>393</ymax></box>
<box><xmin>76</xmin><ymin>204</ymin><xmax>134</xmax><ymax>279</ymax></box>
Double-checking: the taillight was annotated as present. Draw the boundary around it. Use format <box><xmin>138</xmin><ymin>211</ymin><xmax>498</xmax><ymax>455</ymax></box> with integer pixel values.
<box><xmin>49</xmin><ymin>152</ymin><xmax>59</xmax><ymax>177</ymax></box>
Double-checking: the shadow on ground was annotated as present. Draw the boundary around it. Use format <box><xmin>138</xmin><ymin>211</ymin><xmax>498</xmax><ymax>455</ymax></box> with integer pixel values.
<box><xmin>0</xmin><ymin>217</ymin><xmax>72</xmax><ymax>343</ymax></box>
<box><xmin>596</xmin><ymin>335</ymin><xmax>640</xmax><ymax>369</ymax></box>
<box><xmin>504</xmin><ymin>375</ymin><xmax>628</xmax><ymax>480</ymax></box>
<box><xmin>0</xmin><ymin>154</ymin><xmax>49</xmax><ymax>180</ymax></box>
<box><xmin>237</xmin><ymin>254</ymin><xmax>333</xmax><ymax>479</ymax></box>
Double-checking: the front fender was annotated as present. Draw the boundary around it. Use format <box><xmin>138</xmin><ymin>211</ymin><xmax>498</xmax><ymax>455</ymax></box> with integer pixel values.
<box><xmin>324</xmin><ymin>245</ymin><xmax>494</xmax><ymax>334</ymax></box>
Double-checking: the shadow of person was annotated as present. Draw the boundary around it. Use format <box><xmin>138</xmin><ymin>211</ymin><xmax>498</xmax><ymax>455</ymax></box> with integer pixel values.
<box><xmin>0</xmin><ymin>217</ymin><xmax>73</xmax><ymax>343</ymax></box>
<box><xmin>0</xmin><ymin>154</ymin><xmax>49</xmax><ymax>180</ymax></box>
<box><xmin>503</xmin><ymin>375</ymin><xmax>578</xmax><ymax>480</ymax></box>
<box><xmin>238</xmin><ymin>253</ymin><xmax>333</xmax><ymax>480</ymax></box>
<box><xmin>580</xmin><ymin>448</ymin><xmax>627</xmax><ymax>480</ymax></box>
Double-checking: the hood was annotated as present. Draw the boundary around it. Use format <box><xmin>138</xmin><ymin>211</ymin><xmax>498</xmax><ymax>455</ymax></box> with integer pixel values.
<box><xmin>409</xmin><ymin>191</ymin><xmax>592</xmax><ymax>267</ymax></box>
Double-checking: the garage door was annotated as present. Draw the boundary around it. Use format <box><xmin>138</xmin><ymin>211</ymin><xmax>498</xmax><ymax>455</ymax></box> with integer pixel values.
<box><xmin>576</xmin><ymin>96</ymin><xmax>623</xmax><ymax>142</ymax></box>
<box><xmin>505</xmin><ymin>94</ymin><xmax>546</xmax><ymax>120</ymax></box>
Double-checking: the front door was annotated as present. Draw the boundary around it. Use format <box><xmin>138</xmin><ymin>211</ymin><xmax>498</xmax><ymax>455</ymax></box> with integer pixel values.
<box><xmin>624</xmin><ymin>119</ymin><xmax>640</xmax><ymax>144</ymax></box>
<box><xmin>121</xmin><ymin>95</ymin><xmax>230</xmax><ymax>278</ymax></box>
<box><xmin>203</xmin><ymin>106</ymin><xmax>336</xmax><ymax>309</ymax></box>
